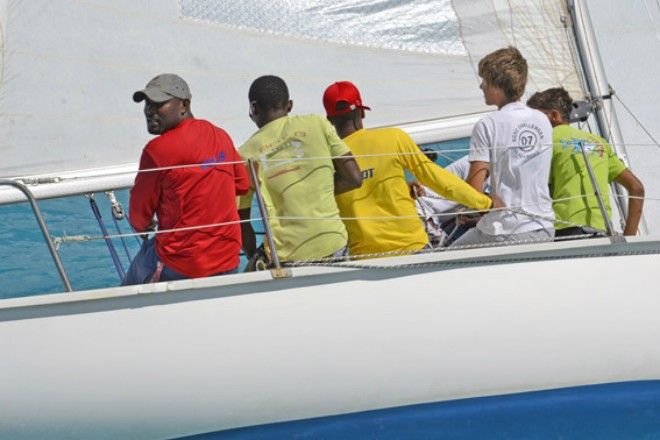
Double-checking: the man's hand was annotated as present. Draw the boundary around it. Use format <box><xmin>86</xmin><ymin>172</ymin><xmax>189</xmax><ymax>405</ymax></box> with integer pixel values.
<box><xmin>139</xmin><ymin>219</ymin><xmax>157</xmax><ymax>241</ymax></box>
<box><xmin>408</xmin><ymin>181</ymin><xmax>426</xmax><ymax>199</ymax></box>
<box><xmin>489</xmin><ymin>193</ymin><xmax>505</xmax><ymax>210</ymax></box>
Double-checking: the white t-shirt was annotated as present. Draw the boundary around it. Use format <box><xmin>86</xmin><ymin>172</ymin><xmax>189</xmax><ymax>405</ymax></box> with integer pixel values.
<box><xmin>469</xmin><ymin>102</ymin><xmax>554</xmax><ymax>235</ymax></box>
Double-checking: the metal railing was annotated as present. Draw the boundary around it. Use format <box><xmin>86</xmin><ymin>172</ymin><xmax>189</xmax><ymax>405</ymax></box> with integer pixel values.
<box><xmin>0</xmin><ymin>179</ymin><xmax>73</xmax><ymax>292</ymax></box>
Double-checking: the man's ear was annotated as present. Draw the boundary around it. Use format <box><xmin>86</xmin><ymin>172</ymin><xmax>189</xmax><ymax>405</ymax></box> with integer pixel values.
<box><xmin>181</xmin><ymin>98</ymin><xmax>191</xmax><ymax>115</ymax></box>
<box><xmin>548</xmin><ymin>109</ymin><xmax>563</xmax><ymax>126</ymax></box>
<box><xmin>286</xmin><ymin>99</ymin><xmax>293</xmax><ymax>113</ymax></box>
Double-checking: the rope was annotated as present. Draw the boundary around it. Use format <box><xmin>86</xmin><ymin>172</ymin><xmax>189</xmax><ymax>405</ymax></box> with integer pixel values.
<box><xmin>88</xmin><ymin>196</ymin><xmax>126</xmax><ymax>280</ymax></box>
<box><xmin>111</xmin><ymin>213</ymin><xmax>134</xmax><ymax>263</ymax></box>
<box><xmin>613</xmin><ymin>94</ymin><xmax>660</xmax><ymax>148</ymax></box>
<box><xmin>280</xmin><ymin>232</ymin><xmax>619</xmax><ymax>270</ymax></box>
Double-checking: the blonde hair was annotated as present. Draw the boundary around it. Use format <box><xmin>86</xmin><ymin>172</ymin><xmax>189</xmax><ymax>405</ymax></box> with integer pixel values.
<box><xmin>478</xmin><ymin>47</ymin><xmax>528</xmax><ymax>101</ymax></box>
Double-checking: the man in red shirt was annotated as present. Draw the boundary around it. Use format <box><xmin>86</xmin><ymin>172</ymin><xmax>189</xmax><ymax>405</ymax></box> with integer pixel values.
<box><xmin>122</xmin><ymin>73</ymin><xmax>249</xmax><ymax>285</ymax></box>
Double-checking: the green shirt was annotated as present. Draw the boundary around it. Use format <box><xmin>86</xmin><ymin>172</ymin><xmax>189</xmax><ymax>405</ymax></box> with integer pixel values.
<box><xmin>239</xmin><ymin>114</ymin><xmax>351</xmax><ymax>261</ymax></box>
<box><xmin>550</xmin><ymin>124</ymin><xmax>626</xmax><ymax>231</ymax></box>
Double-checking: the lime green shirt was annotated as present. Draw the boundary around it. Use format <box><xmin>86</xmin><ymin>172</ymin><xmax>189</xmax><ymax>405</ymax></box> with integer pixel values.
<box><xmin>239</xmin><ymin>115</ymin><xmax>351</xmax><ymax>261</ymax></box>
<box><xmin>550</xmin><ymin>124</ymin><xmax>626</xmax><ymax>231</ymax></box>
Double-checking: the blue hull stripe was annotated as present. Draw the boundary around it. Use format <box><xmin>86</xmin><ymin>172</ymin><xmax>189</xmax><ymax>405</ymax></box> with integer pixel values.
<box><xmin>181</xmin><ymin>380</ymin><xmax>660</xmax><ymax>439</ymax></box>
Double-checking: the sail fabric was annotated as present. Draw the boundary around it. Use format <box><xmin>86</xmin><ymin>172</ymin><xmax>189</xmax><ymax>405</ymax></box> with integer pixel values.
<box><xmin>0</xmin><ymin>0</ymin><xmax>581</xmax><ymax>184</ymax></box>
<box><xmin>585</xmin><ymin>0</ymin><xmax>660</xmax><ymax>233</ymax></box>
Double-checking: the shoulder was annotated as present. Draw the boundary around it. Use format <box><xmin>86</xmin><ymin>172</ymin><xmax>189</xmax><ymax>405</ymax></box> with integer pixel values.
<box><xmin>472</xmin><ymin>113</ymin><xmax>497</xmax><ymax>136</ymax></box>
<box><xmin>370</xmin><ymin>126</ymin><xmax>415</xmax><ymax>142</ymax></box>
<box><xmin>292</xmin><ymin>113</ymin><xmax>328</xmax><ymax>126</ymax></box>
<box><xmin>446</xmin><ymin>156</ymin><xmax>470</xmax><ymax>178</ymax></box>
<box><xmin>475</xmin><ymin>111</ymin><xmax>498</xmax><ymax>127</ymax></box>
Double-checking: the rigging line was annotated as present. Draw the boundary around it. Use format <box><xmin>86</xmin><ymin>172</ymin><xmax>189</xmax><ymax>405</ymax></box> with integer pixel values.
<box><xmin>562</xmin><ymin>12</ymin><xmax>590</xmax><ymax>97</ymax></box>
<box><xmin>450</xmin><ymin>0</ymin><xmax>480</xmax><ymax>82</ymax></box>
<box><xmin>284</xmin><ymin>234</ymin><xmax>561</xmax><ymax>267</ymax></box>
<box><xmin>54</xmin><ymin>219</ymin><xmax>255</xmax><ymax>244</ymax></box>
<box><xmin>88</xmin><ymin>196</ymin><xmax>126</xmax><ymax>280</ymax></box>
<box><xmin>612</xmin><ymin>94</ymin><xmax>660</xmax><ymax>148</ymax></box>
<box><xmin>644</xmin><ymin>0</ymin><xmax>660</xmax><ymax>42</ymax></box>
<box><xmin>111</xmin><ymin>213</ymin><xmax>134</xmax><ymax>264</ymax></box>
<box><xmin>574</xmin><ymin>2</ymin><xmax>618</xmax><ymax>144</ymax></box>
<box><xmin>509</xmin><ymin>0</ymin><xmax>517</xmax><ymax>47</ymax></box>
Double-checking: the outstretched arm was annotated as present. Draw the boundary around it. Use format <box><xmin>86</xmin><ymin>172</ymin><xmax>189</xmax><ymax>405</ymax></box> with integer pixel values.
<box><xmin>333</xmin><ymin>152</ymin><xmax>363</xmax><ymax>195</ymax></box>
<box><xmin>615</xmin><ymin>169</ymin><xmax>645</xmax><ymax>236</ymax></box>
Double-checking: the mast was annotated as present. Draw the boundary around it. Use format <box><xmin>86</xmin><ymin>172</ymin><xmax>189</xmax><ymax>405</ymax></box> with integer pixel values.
<box><xmin>567</xmin><ymin>0</ymin><xmax>647</xmax><ymax>234</ymax></box>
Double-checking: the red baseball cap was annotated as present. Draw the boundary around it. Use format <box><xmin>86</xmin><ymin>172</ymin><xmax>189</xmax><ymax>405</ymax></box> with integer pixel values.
<box><xmin>323</xmin><ymin>81</ymin><xmax>371</xmax><ymax>117</ymax></box>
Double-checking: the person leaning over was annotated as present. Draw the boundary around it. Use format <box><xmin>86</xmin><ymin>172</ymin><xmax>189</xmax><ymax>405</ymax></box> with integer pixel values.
<box><xmin>238</xmin><ymin>75</ymin><xmax>362</xmax><ymax>267</ymax></box>
<box><xmin>323</xmin><ymin>81</ymin><xmax>501</xmax><ymax>257</ymax></box>
<box><xmin>122</xmin><ymin>73</ymin><xmax>249</xmax><ymax>285</ymax></box>
<box><xmin>527</xmin><ymin>87</ymin><xmax>644</xmax><ymax>237</ymax></box>
<box><xmin>452</xmin><ymin>47</ymin><xmax>555</xmax><ymax>247</ymax></box>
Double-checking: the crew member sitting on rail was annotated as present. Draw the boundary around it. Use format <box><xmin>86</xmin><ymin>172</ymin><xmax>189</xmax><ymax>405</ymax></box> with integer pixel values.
<box><xmin>527</xmin><ymin>87</ymin><xmax>644</xmax><ymax>238</ymax></box>
<box><xmin>238</xmin><ymin>75</ymin><xmax>362</xmax><ymax>268</ymax></box>
<box><xmin>123</xmin><ymin>73</ymin><xmax>249</xmax><ymax>285</ymax></box>
<box><xmin>452</xmin><ymin>47</ymin><xmax>555</xmax><ymax>247</ymax></box>
<box><xmin>323</xmin><ymin>80</ymin><xmax>501</xmax><ymax>258</ymax></box>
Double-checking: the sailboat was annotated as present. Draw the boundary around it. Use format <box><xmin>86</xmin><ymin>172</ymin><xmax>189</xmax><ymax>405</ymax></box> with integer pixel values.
<box><xmin>1</xmin><ymin>0</ymin><xmax>660</xmax><ymax>438</ymax></box>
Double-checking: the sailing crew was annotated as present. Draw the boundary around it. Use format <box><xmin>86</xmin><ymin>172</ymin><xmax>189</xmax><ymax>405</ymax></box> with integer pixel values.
<box><xmin>322</xmin><ymin>81</ymin><xmax>501</xmax><ymax>257</ymax></box>
<box><xmin>122</xmin><ymin>73</ymin><xmax>249</xmax><ymax>285</ymax></box>
<box><xmin>238</xmin><ymin>75</ymin><xmax>362</xmax><ymax>268</ymax></box>
<box><xmin>527</xmin><ymin>87</ymin><xmax>644</xmax><ymax>237</ymax></box>
<box><xmin>452</xmin><ymin>47</ymin><xmax>555</xmax><ymax>247</ymax></box>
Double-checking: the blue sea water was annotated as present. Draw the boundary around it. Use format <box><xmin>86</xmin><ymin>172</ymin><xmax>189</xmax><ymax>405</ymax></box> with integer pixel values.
<box><xmin>0</xmin><ymin>140</ymin><xmax>468</xmax><ymax>299</ymax></box>
<box><xmin>0</xmin><ymin>190</ymin><xmax>140</xmax><ymax>298</ymax></box>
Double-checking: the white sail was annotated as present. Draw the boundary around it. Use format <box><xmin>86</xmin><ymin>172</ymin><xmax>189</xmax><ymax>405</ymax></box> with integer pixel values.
<box><xmin>0</xmin><ymin>0</ymin><xmax>581</xmax><ymax>200</ymax></box>
<box><xmin>585</xmin><ymin>0</ymin><xmax>660</xmax><ymax>233</ymax></box>
<box><xmin>3</xmin><ymin>2</ymin><xmax>660</xmax><ymax>438</ymax></box>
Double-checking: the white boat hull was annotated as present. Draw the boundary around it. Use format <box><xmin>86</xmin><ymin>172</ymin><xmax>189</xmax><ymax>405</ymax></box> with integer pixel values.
<box><xmin>2</xmin><ymin>238</ymin><xmax>660</xmax><ymax>439</ymax></box>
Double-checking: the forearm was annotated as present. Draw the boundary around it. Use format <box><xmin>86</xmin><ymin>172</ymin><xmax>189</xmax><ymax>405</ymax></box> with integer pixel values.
<box><xmin>616</xmin><ymin>169</ymin><xmax>645</xmax><ymax>236</ymax></box>
<box><xmin>334</xmin><ymin>173</ymin><xmax>359</xmax><ymax>195</ymax></box>
<box><xmin>418</xmin><ymin>164</ymin><xmax>492</xmax><ymax>211</ymax></box>
<box><xmin>239</xmin><ymin>209</ymin><xmax>257</xmax><ymax>258</ymax></box>
<box><xmin>333</xmin><ymin>154</ymin><xmax>363</xmax><ymax>195</ymax></box>
<box><xmin>623</xmin><ymin>195</ymin><xmax>644</xmax><ymax>236</ymax></box>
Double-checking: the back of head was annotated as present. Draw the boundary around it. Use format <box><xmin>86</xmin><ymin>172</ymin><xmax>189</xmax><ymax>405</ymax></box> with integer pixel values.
<box><xmin>478</xmin><ymin>47</ymin><xmax>527</xmax><ymax>101</ymax></box>
<box><xmin>527</xmin><ymin>87</ymin><xmax>573</xmax><ymax>122</ymax></box>
<box><xmin>248</xmin><ymin>75</ymin><xmax>290</xmax><ymax>112</ymax></box>
<box><xmin>323</xmin><ymin>81</ymin><xmax>371</xmax><ymax>118</ymax></box>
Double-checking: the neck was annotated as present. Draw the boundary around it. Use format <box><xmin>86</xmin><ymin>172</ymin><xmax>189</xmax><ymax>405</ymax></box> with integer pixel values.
<box><xmin>335</xmin><ymin>115</ymin><xmax>363</xmax><ymax>139</ymax></box>
<box><xmin>258</xmin><ymin>109</ymin><xmax>288</xmax><ymax>129</ymax></box>
<box><xmin>497</xmin><ymin>99</ymin><xmax>517</xmax><ymax>110</ymax></box>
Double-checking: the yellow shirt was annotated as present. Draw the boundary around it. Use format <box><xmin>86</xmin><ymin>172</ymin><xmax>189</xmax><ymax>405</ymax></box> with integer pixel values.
<box><xmin>239</xmin><ymin>115</ymin><xmax>351</xmax><ymax>261</ymax></box>
<box><xmin>336</xmin><ymin>128</ymin><xmax>491</xmax><ymax>257</ymax></box>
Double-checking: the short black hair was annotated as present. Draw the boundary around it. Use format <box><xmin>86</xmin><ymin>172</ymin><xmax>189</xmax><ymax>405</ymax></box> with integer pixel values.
<box><xmin>248</xmin><ymin>75</ymin><xmax>289</xmax><ymax>112</ymax></box>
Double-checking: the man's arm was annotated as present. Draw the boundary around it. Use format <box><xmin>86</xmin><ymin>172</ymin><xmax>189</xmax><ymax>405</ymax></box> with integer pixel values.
<box><xmin>615</xmin><ymin>169</ymin><xmax>645</xmax><ymax>236</ymax></box>
<box><xmin>128</xmin><ymin>150</ymin><xmax>161</xmax><ymax>233</ymax></box>
<box><xmin>232</xmin><ymin>148</ymin><xmax>250</xmax><ymax>196</ymax></box>
<box><xmin>466</xmin><ymin>161</ymin><xmax>489</xmax><ymax>194</ymax></box>
<box><xmin>333</xmin><ymin>152</ymin><xmax>362</xmax><ymax>195</ymax></box>
<box><xmin>239</xmin><ymin>208</ymin><xmax>257</xmax><ymax>259</ymax></box>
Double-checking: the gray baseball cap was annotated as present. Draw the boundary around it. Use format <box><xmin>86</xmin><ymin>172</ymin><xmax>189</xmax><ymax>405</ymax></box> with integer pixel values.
<box><xmin>133</xmin><ymin>73</ymin><xmax>192</xmax><ymax>103</ymax></box>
